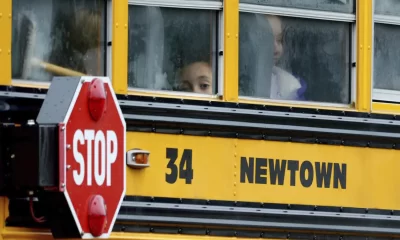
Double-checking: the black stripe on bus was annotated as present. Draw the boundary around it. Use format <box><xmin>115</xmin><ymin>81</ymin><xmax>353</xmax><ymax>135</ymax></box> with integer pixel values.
<box><xmin>1</xmin><ymin>87</ymin><xmax>400</xmax><ymax>149</ymax></box>
<box><xmin>113</xmin><ymin>196</ymin><xmax>400</xmax><ymax>239</ymax></box>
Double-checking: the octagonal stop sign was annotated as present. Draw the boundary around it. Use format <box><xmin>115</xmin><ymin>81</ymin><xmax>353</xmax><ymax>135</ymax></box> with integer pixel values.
<box><xmin>36</xmin><ymin>76</ymin><xmax>126</xmax><ymax>239</ymax></box>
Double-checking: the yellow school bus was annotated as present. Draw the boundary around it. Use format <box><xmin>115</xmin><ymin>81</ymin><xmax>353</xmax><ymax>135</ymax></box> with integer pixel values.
<box><xmin>3</xmin><ymin>0</ymin><xmax>400</xmax><ymax>239</ymax></box>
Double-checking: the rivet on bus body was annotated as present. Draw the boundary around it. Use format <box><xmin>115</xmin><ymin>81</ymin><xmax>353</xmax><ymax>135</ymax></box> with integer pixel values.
<box><xmin>234</xmin><ymin>164</ymin><xmax>236</xmax><ymax>168</ymax></box>
<box><xmin>8</xmin><ymin>50</ymin><xmax>10</xmax><ymax>55</ymax></box>
<box><xmin>116</xmin><ymin>23</ymin><xmax>119</xmax><ymax>28</ymax></box>
<box><xmin>234</xmin><ymin>182</ymin><xmax>236</xmax><ymax>186</ymax></box>
<box><xmin>9</xmin><ymin>14</ymin><xmax>11</xmax><ymax>18</ymax></box>
<box><xmin>234</xmin><ymin>172</ymin><xmax>236</xmax><ymax>177</ymax></box>
<box><xmin>235</xmin><ymin>34</ymin><xmax>238</xmax><ymax>38</ymax></box>
<box><xmin>0</xmin><ymin>13</ymin><xmax>2</xmax><ymax>18</ymax></box>
<box><xmin>227</xmin><ymin>33</ymin><xmax>230</xmax><ymax>38</ymax></box>
<box><xmin>360</xmin><ymin>44</ymin><xmax>363</xmax><ymax>49</ymax></box>
<box><xmin>233</xmin><ymin>192</ymin><xmax>236</xmax><ymax>196</ymax></box>
<box><xmin>124</xmin><ymin>24</ymin><xmax>127</xmax><ymax>28</ymax></box>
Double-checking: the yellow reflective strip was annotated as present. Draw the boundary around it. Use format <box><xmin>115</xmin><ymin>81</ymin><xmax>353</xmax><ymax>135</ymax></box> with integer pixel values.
<box><xmin>356</xmin><ymin>0</ymin><xmax>372</xmax><ymax>112</ymax></box>
<box><xmin>0</xmin><ymin>0</ymin><xmax>12</xmax><ymax>86</ymax></box>
<box><xmin>112</xmin><ymin>0</ymin><xmax>128</xmax><ymax>94</ymax></box>
<box><xmin>223</xmin><ymin>0</ymin><xmax>239</xmax><ymax>102</ymax></box>
<box><xmin>372</xmin><ymin>102</ymin><xmax>400</xmax><ymax>114</ymax></box>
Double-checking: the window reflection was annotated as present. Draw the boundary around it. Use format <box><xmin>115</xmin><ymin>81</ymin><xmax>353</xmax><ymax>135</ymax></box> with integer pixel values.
<box><xmin>374</xmin><ymin>23</ymin><xmax>400</xmax><ymax>91</ymax></box>
<box><xmin>127</xmin><ymin>5</ymin><xmax>218</xmax><ymax>95</ymax></box>
<box><xmin>373</xmin><ymin>1</ymin><xmax>400</xmax><ymax>92</ymax></box>
<box><xmin>12</xmin><ymin>0</ymin><xmax>106</xmax><ymax>82</ymax></box>
<box><xmin>239</xmin><ymin>13</ymin><xmax>351</xmax><ymax>104</ymax></box>
<box><xmin>239</xmin><ymin>0</ymin><xmax>355</xmax><ymax>13</ymax></box>
<box><xmin>375</xmin><ymin>0</ymin><xmax>400</xmax><ymax>17</ymax></box>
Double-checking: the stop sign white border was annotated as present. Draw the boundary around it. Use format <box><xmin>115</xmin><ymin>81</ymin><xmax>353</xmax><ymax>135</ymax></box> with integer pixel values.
<box><xmin>61</xmin><ymin>76</ymin><xmax>126</xmax><ymax>239</ymax></box>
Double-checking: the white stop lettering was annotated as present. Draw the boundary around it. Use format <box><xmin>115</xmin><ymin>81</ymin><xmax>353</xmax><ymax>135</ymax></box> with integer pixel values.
<box><xmin>72</xmin><ymin>129</ymin><xmax>118</xmax><ymax>186</ymax></box>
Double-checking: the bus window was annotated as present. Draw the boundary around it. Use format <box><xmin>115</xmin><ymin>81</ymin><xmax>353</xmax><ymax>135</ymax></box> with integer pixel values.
<box><xmin>127</xmin><ymin>4</ymin><xmax>219</xmax><ymax>95</ymax></box>
<box><xmin>239</xmin><ymin>0</ymin><xmax>355</xmax><ymax>13</ymax></box>
<box><xmin>373</xmin><ymin>0</ymin><xmax>400</xmax><ymax>102</ymax></box>
<box><xmin>12</xmin><ymin>0</ymin><xmax>107</xmax><ymax>83</ymax></box>
<box><xmin>238</xmin><ymin>1</ymin><xmax>354</xmax><ymax>104</ymax></box>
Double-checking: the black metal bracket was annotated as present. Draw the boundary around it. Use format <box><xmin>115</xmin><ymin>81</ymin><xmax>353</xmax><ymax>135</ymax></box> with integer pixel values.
<box><xmin>0</xmin><ymin>122</ymin><xmax>59</xmax><ymax>196</ymax></box>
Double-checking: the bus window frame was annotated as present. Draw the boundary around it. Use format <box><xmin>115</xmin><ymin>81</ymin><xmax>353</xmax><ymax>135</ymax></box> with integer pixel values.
<box><xmin>126</xmin><ymin>0</ymin><xmax>225</xmax><ymax>101</ymax></box>
<box><xmin>9</xmin><ymin>0</ymin><xmax>112</xmax><ymax>89</ymax></box>
<box><xmin>107</xmin><ymin>0</ymin><xmax>113</xmax><ymax>80</ymax></box>
<box><xmin>236</xmin><ymin>2</ymin><xmax>358</xmax><ymax>110</ymax></box>
<box><xmin>0</xmin><ymin>0</ymin><xmax>12</xmax><ymax>87</ymax></box>
<box><xmin>371</xmin><ymin>0</ymin><xmax>400</xmax><ymax>103</ymax></box>
<box><xmin>2</xmin><ymin>0</ymin><xmax>378</xmax><ymax>114</ymax></box>
<box><xmin>370</xmin><ymin>0</ymin><xmax>400</xmax><ymax>114</ymax></box>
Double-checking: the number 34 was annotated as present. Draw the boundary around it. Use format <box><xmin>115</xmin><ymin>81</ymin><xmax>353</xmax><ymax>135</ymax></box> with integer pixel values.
<box><xmin>166</xmin><ymin>148</ymin><xmax>193</xmax><ymax>184</ymax></box>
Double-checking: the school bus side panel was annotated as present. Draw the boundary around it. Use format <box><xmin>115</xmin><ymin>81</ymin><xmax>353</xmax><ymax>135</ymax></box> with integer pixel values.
<box><xmin>126</xmin><ymin>132</ymin><xmax>400</xmax><ymax>210</ymax></box>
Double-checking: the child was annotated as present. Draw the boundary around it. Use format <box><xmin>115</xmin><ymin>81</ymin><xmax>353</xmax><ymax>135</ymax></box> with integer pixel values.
<box><xmin>266</xmin><ymin>15</ymin><xmax>307</xmax><ymax>101</ymax></box>
<box><xmin>178</xmin><ymin>61</ymin><xmax>213</xmax><ymax>95</ymax></box>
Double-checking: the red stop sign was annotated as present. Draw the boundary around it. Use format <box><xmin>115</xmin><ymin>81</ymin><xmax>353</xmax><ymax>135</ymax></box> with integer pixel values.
<box><xmin>60</xmin><ymin>77</ymin><xmax>126</xmax><ymax>238</ymax></box>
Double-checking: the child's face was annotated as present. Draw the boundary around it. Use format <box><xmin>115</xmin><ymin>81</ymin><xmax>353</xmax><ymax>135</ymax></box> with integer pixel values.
<box><xmin>179</xmin><ymin>62</ymin><xmax>213</xmax><ymax>94</ymax></box>
<box><xmin>266</xmin><ymin>15</ymin><xmax>283</xmax><ymax>64</ymax></box>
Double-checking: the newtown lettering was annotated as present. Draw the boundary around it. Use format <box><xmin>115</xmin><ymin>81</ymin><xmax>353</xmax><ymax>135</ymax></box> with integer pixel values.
<box><xmin>240</xmin><ymin>157</ymin><xmax>347</xmax><ymax>189</ymax></box>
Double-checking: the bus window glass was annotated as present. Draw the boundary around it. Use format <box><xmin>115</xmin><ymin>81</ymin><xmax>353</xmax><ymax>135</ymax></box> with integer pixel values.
<box><xmin>128</xmin><ymin>5</ymin><xmax>218</xmax><ymax>95</ymax></box>
<box><xmin>373</xmin><ymin>1</ymin><xmax>400</xmax><ymax>94</ymax></box>
<box><xmin>239</xmin><ymin>0</ymin><xmax>354</xmax><ymax>13</ymax></box>
<box><xmin>12</xmin><ymin>0</ymin><xmax>106</xmax><ymax>82</ymax></box>
<box><xmin>373</xmin><ymin>24</ymin><xmax>400</xmax><ymax>91</ymax></box>
<box><xmin>374</xmin><ymin>0</ymin><xmax>400</xmax><ymax>17</ymax></box>
<box><xmin>239</xmin><ymin>13</ymin><xmax>351</xmax><ymax>104</ymax></box>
